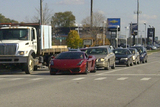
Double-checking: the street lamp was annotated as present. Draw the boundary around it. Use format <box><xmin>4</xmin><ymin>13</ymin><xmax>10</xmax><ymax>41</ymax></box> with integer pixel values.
<box><xmin>116</xmin><ymin>25</ymin><xmax>119</xmax><ymax>48</ymax></box>
<box><xmin>144</xmin><ymin>22</ymin><xmax>146</xmax><ymax>46</ymax></box>
<box><xmin>125</xmin><ymin>26</ymin><xmax>129</xmax><ymax>48</ymax></box>
<box><xmin>75</xmin><ymin>23</ymin><xmax>82</xmax><ymax>36</ymax></box>
<box><xmin>102</xmin><ymin>21</ymin><xmax>106</xmax><ymax>45</ymax></box>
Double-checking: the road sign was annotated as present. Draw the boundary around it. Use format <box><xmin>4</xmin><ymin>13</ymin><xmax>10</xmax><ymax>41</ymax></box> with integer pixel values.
<box><xmin>107</xmin><ymin>18</ymin><xmax>121</xmax><ymax>31</ymax></box>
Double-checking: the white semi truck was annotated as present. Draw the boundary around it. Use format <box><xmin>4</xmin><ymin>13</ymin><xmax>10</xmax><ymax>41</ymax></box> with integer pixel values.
<box><xmin>0</xmin><ymin>23</ymin><xmax>68</xmax><ymax>74</ymax></box>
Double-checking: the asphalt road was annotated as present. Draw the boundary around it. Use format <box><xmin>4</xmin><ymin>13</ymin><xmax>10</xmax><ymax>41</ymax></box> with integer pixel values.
<box><xmin>0</xmin><ymin>52</ymin><xmax>160</xmax><ymax>107</ymax></box>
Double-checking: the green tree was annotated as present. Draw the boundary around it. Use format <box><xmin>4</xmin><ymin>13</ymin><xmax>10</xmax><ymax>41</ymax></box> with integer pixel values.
<box><xmin>66</xmin><ymin>30</ymin><xmax>83</xmax><ymax>49</ymax></box>
<box><xmin>0</xmin><ymin>14</ymin><xmax>18</xmax><ymax>23</ymax></box>
<box><xmin>51</xmin><ymin>11</ymin><xmax>75</xmax><ymax>27</ymax></box>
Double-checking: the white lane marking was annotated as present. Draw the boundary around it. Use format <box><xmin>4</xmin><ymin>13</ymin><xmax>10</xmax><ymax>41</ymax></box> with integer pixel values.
<box><xmin>94</xmin><ymin>77</ymin><xmax>107</xmax><ymax>80</ymax></box>
<box><xmin>97</xmin><ymin>74</ymin><xmax>160</xmax><ymax>76</ymax></box>
<box><xmin>10</xmin><ymin>78</ymin><xmax>24</xmax><ymax>81</ymax></box>
<box><xmin>31</xmin><ymin>78</ymin><xmax>44</xmax><ymax>81</ymax></box>
<box><xmin>117</xmin><ymin>77</ymin><xmax>128</xmax><ymax>80</ymax></box>
<box><xmin>0</xmin><ymin>78</ymin><xmax>4</xmax><ymax>80</ymax></box>
<box><xmin>96</xmin><ymin>61</ymin><xmax>160</xmax><ymax>76</ymax></box>
<box><xmin>72</xmin><ymin>77</ymin><xmax>85</xmax><ymax>80</ymax></box>
<box><xmin>140</xmin><ymin>78</ymin><xmax>151</xmax><ymax>81</ymax></box>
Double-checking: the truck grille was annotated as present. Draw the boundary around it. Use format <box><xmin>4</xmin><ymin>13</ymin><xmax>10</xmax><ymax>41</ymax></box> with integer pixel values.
<box><xmin>0</xmin><ymin>43</ymin><xmax>18</xmax><ymax>55</ymax></box>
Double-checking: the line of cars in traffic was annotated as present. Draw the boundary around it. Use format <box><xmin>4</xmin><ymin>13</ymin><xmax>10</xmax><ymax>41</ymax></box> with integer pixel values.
<box><xmin>49</xmin><ymin>45</ymin><xmax>148</xmax><ymax>75</ymax></box>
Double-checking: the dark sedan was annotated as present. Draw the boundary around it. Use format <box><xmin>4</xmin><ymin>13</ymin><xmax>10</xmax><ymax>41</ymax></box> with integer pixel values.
<box><xmin>131</xmin><ymin>46</ymin><xmax>148</xmax><ymax>63</ymax></box>
<box><xmin>113</xmin><ymin>48</ymin><xmax>134</xmax><ymax>67</ymax></box>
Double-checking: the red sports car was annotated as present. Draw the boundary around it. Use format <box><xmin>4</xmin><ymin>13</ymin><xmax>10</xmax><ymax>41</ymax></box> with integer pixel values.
<box><xmin>49</xmin><ymin>51</ymin><xmax>96</xmax><ymax>75</ymax></box>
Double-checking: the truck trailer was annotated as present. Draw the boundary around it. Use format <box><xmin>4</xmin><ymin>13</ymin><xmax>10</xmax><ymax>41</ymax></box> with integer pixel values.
<box><xmin>0</xmin><ymin>23</ymin><xmax>68</xmax><ymax>74</ymax></box>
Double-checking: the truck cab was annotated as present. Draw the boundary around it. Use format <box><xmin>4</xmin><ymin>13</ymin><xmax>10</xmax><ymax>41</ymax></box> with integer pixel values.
<box><xmin>0</xmin><ymin>26</ymin><xmax>38</xmax><ymax>74</ymax></box>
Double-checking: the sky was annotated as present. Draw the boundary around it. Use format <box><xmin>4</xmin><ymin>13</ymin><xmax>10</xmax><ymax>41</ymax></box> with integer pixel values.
<box><xmin>0</xmin><ymin>0</ymin><xmax>160</xmax><ymax>40</ymax></box>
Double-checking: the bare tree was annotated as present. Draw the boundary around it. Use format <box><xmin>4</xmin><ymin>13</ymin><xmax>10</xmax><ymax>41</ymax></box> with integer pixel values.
<box><xmin>24</xmin><ymin>3</ymin><xmax>53</xmax><ymax>24</ymax></box>
<box><xmin>81</xmin><ymin>11</ymin><xmax>106</xmax><ymax>27</ymax></box>
<box><xmin>81</xmin><ymin>12</ymin><xmax>106</xmax><ymax>46</ymax></box>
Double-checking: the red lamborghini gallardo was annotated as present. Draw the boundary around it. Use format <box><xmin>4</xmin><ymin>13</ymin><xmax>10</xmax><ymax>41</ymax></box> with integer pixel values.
<box><xmin>49</xmin><ymin>51</ymin><xmax>96</xmax><ymax>75</ymax></box>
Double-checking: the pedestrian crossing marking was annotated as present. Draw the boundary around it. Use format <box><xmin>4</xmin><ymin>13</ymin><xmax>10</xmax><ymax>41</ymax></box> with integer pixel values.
<box><xmin>94</xmin><ymin>77</ymin><xmax>107</xmax><ymax>80</ymax></box>
<box><xmin>72</xmin><ymin>77</ymin><xmax>85</xmax><ymax>80</ymax></box>
<box><xmin>140</xmin><ymin>78</ymin><xmax>151</xmax><ymax>81</ymax></box>
<box><xmin>10</xmin><ymin>78</ymin><xmax>23</xmax><ymax>81</ymax></box>
<box><xmin>31</xmin><ymin>78</ymin><xmax>44</xmax><ymax>81</ymax></box>
<box><xmin>117</xmin><ymin>77</ymin><xmax>128</xmax><ymax>80</ymax></box>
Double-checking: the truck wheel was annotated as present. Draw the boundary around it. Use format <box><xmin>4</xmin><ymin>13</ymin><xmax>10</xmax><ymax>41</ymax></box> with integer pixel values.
<box><xmin>24</xmin><ymin>54</ymin><xmax>34</xmax><ymax>74</ymax></box>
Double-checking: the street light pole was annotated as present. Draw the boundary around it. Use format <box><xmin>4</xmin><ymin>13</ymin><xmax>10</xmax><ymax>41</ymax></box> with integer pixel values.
<box><xmin>103</xmin><ymin>21</ymin><xmax>106</xmax><ymax>45</ymax></box>
<box><xmin>116</xmin><ymin>26</ymin><xmax>119</xmax><ymax>48</ymax></box>
<box><xmin>137</xmin><ymin>0</ymin><xmax>139</xmax><ymax>45</ymax></box>
<box><xmin>40</xmin><ymin>0</ymin><xmax>43</xmax><ymax>25</ymax></box>
<box><xmin>125</xmin><ymin>27</ymin><xmax>128</xmax><ymax>48</ymax></box>
<box><xmin>144</xmin><ymin>22</ymin><xmax>146</xmax><ymax>46</ymax></box>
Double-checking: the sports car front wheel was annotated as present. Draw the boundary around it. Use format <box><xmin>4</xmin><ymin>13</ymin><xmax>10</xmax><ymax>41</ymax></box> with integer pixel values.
<box><xmin>90</xmin><ymin>62</ymin><xmax>96</xmax><ymax>73</ymax></box>
<box><xmin>84</xmin><ymin>64</ymin><xmax>88</xmax><ymax>74</ymax></box>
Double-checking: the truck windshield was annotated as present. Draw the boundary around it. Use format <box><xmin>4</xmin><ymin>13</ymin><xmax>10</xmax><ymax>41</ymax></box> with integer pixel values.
<box><xmin>0</xmin><ymin>29</ymin><xmax>29</xmax><ymax>40</ymax></box>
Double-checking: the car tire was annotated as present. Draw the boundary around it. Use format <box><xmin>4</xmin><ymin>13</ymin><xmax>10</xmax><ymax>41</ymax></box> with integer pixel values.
<box><xmin>134</xmin><ymin>59</ymin><xmax>137</xmax><ymax>65</ymax></box>
<box><xmin>142</xmin><ymin>58</ymin><xmax>145</xmax><ymax>63</ymax></box>
<box><xmin>145</xmin><ymin>57</ymin><xmax>148</xmax><ymax>63</ymax></box>
<box><xmin>50</xmin><ymin>68</ymin><xmax>56</xmax><ymax>75</ymax></box>
<box><xmin>111</xmin><ymin>62</ymin><xmax>115</xmax><ymax>69</ymax></box>
<box><xmin>104</xmin><ymin>61</ymin><xmax>110</xmax><ymax>70</ymax></box>
<box><xmin>130</xmin><ymin>59</ymin><xmax>133</xmax><ymax>66</ymax></box>
<box><xmin>127</xmin><ymin>60</ymin><xmax>130</xmax><ymax>67</ymax></box>
<box><xmin>84</xmin><ymin>64</ymin><xmax>88</xmax><ymax>74</ymax></box>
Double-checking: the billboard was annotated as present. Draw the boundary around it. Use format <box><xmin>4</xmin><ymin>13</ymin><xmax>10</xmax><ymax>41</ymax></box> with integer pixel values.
<box><xmin>107</xmin><ymin>18</ymin><xmax>121</xmax><ymax>31</ymax></box>
<box><xmin>130</xmin><ymin>23</ymin><xmax>138</xmax><ymax>35</ymax></box>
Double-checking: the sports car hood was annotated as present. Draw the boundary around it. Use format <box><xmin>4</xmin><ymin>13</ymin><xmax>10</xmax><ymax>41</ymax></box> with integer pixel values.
<box><xmin>53</xmin><ymin>59</ymin><xmax>83</xmax><ymax>68</ymax></box>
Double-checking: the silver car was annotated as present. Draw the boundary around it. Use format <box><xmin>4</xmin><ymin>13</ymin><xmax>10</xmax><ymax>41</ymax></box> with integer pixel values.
<box><xmin>128</xmin><ymin>48</ymin><xmax>140</xmax><ymax>65</ymax></box>
<box><xmin>86</xmin><ymin>46</ymin><xmax>115</xmax><ymax>70</ymax></box>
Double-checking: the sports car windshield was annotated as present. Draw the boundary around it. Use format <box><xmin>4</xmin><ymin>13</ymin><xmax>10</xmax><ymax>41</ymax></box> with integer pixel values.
<box><xmin>86</xmin><ymin>48</ymin><xmax>108</xmax><ymax>55</ymax></box>
<box><xmin>56</xmin><ymin>52</ymin><xmax>84</xmax><ymax>59</ymax></box>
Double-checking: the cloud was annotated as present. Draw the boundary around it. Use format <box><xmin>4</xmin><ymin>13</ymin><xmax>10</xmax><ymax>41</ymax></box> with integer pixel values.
<box><xmin>97</xmin><ymin>10</ymin><xmax>105</xmax><ymax>15</ymax></box>
<box><xmin>56</xmin><ymin>0</ymin><xmax>85</xmax><ymax>5</ymax></box>
<box><xmin>141</xmin><ymin>14</ymin><xmax>157</xmax><ymax>20</ymax></box>
<box><xmin>133</xmin><ymin>14</ymin><xmax>157</xmax><ymax>20</ymax></box>
<box><xmin>132</xmin><ymin>14</ymin><xmax>158</xmax><ymax>24</ymax></box>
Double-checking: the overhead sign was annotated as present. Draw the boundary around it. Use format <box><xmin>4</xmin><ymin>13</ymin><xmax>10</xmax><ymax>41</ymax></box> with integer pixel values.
<box><xmin>130</xmin><ymin>23</ymin><xmax>138</xmax><ymax>35</ymax></box>
<box><xmin>107</xmin><ymin>18</ymin><xmax>121</xmax><ymax>31</ymax></box>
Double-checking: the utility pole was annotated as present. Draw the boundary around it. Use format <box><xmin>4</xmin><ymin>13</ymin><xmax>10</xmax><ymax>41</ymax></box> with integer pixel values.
<box><xmin>90</xmin><ymin>0</ymin><xmax>93</xmax><ymax>40</ymax></box>
<box><xmin>134</xmin><ymin>0</ymin><xmax>141</xmax><ymax>45</ymax></box>
<box><xmin>40</xmin><ymin>0</ymin><xmax>43</xmax><ymax>25</ymax></box>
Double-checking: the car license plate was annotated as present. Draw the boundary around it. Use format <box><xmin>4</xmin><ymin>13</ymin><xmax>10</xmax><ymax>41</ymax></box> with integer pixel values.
<box><xmin>115</xmin><ymin>60</ymin><xmax>119</xmax><ymax>63</ymax></box>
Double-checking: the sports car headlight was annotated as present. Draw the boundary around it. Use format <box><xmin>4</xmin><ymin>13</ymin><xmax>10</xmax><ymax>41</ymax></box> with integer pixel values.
<box><xmin>77</xmin><ymin>60</ymin><xmax>84</xmax><ymax>66</ymax></box>
<box><xmin>18</xmin><ymin>51</ymin><xmax>28</xmax><ymax>55</ymax></box>
<box><xmin>120</xmin><ymin>58</ymin><xmax>128</xmax><ymax>60</ymax></box>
